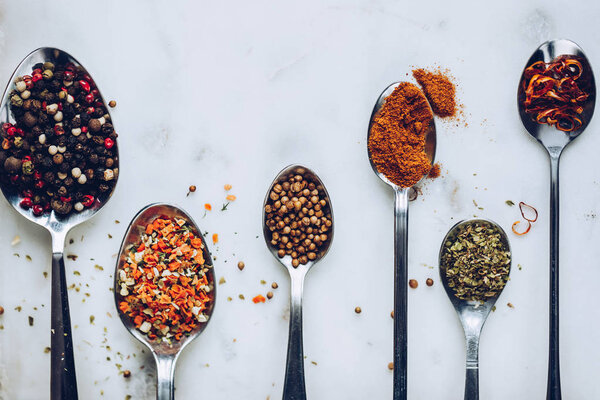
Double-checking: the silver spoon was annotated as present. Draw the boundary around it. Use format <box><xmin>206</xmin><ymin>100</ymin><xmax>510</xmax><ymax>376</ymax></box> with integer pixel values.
<box><xmin>0</xmin><ymin>47</ymin><xmax>120</xmax><ymax>400</ymax></box>
<box><xmin>262</xmin><ymin>165</ymin><xmax>334</xmax><ymax>400</ymax></box>
<box><xmin>517</xmin><ymin>38</ymin><xmax>596</xmax><ymax>400</ymax></box>
<box><xmin>114</xmin><ymin>203</ymin><xmax>216</xmax><ymax>400</ymax></box>
<box><xmin>367</xmin><ymin>82</ymin><xmax>436</xmax><ymax>400</ymax></box>
<box><xmin>438</xmin><ymin>219</ymin><xmax>511</xmax><ymax>400</ymax></box>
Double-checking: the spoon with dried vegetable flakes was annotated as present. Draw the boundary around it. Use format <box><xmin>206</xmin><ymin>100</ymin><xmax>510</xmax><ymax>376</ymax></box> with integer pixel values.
<box><xmin>439</xmin><ymin>219</ymin><xmax>511</xmax><ymax>400</ymax></box>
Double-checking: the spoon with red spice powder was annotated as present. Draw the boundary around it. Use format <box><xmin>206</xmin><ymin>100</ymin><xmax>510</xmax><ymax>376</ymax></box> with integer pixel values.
<box><xmin>367</xmin><ymin>82</ymin><xmax>436</xmax><ymax>400</ymax></box>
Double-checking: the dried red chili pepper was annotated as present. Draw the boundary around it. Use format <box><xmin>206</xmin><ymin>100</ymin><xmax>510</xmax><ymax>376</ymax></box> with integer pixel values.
<box><xmin>519</xmin><ymin>201</ymin><xmax>538</xmax><ymax>223</ymax></box>
<box><xmin>512</xmin><ymin>220</ymin><xmax>531</xmax><ymax>236</ymax></box>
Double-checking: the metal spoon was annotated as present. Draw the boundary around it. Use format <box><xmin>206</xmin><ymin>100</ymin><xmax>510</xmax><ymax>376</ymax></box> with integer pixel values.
<box><xmin>367</xmin><ymin>82</ymin><xmax>436</xmax><ymax>400</ymax></box>
<box><xmin>517</xmin><ymin>39</ymin><xmax>596</xmax><ymax>400</ymax></box>
<box><xmin>262</xmin><ymin>165</ymin><xmax>334</xmax><ymax>400</ymax></box>
<box><xmin>114</xmin><ymin>203</ymin><xmax>216</xmax><ymax>400</ymax></box>
<box><xmin>438</xmin><ymin>219</ymin><xmax>511</xmax><ymax>400</ymax></box>
<box><xmin>0</xmin><ymin>47</ymin><xmax>120</xmax><ymax>400</ymax></box>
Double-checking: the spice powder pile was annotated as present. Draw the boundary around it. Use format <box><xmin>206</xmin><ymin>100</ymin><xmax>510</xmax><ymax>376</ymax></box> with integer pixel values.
<box><xmin>412</xmin><ymin>68</ymin><xmax>457</xmax><ymax>118</ymax></box>
<box><xmin>118</xmin><ymin>217</ymin><xmax>214</xmax><ymax>343</ymax></box>
<box><xmin>368</xmin><ymin>82</ymin><xmax>433</xmax><ymax>188</ymax></box>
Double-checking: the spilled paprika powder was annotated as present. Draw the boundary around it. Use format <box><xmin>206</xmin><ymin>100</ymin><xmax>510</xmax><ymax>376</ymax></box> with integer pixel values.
<box><xmin>368</xmin><ymin>83</ymin><xmax>433</xmax><ymax>188</ymax></box>
<box><xmin>412</xmin><ymin>68</ymin><xmax>456</xmax><ymax>118</ymax></box>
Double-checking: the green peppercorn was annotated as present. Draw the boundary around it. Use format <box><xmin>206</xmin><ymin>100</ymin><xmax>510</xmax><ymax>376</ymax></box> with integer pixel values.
<box><xmin>10</xmin><ymin>94</ymin><xmax>23</xmax><ymax>107</ymax></box>
<box><xmin>42</xmin><ymin>62</ymin><xmax>55</xmax><ymax>71</ymax></box>
<box><xmin>22</xmin><ymin>160</ymin><xmax>34</xmax><ymax>175</ymax></box>
<box><xmin>42</xmin><ymin>70</ymin><xmax>53</xmax><ymax>80</ymax></box>
<box><xmin>13</xmin><ymin>137</ymin><xmax>23</xmax><ymax>148</ymax></box>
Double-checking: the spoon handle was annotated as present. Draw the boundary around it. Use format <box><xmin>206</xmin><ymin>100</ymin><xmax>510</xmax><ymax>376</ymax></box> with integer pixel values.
<box><xmin>155</xmin><ymin>354</ymin><xmax>176</xmax><ymax>400</ymax></box>
<box><xmin>50</xmin><ymin>250</ymin><xmax>78</xmax><ymax>400</ymax></box>
<box><xmin>283</xmin><ymin>273</ymin><xmax>307</xmax><ymax>400</ymax></box>
<box><xmin>464</xmin><ymin>334</ymin><xmax>480</xmax><ymax>400</ymax></box>
<box><xmin>547</xmin><ymin>155</ymin><xmax>562</xmax><ymax>400</ymax></box>
<box><xmin>393</xmin><ymin>188</ymin><xmax>409</xmax><ymax>400</ymax></box>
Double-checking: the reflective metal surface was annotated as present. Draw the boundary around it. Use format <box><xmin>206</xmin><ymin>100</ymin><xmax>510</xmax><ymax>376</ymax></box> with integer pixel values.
<box><xmin>0</xmin><ymin>47</ymin><xmax>120</xmax><ymax>400</ymax></box>
<box><xmin>262</xmin><ymin>165</ymin><xmax>334</xmax><ymax>400</ymax></box>
<box><xmin>114</xmin><ymin>203</ymin><xmax>216</xmax><ymax>400</ymax></box>
<box><xmin>366</xmin><ymin>82</ymin><xmax>436</xmax><ymax>400</ymax></box>
<box><xmin>517</xmin><ymin>39</ymin><xmax>596</xmax><ymax>400</ymax></box>
<box><xmin>439</xmin><ymin>219</ymin><xmax>511</xmax><ymax>400</ymax></box>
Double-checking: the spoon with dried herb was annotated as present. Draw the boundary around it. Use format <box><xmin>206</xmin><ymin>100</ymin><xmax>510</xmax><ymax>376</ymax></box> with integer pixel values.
<box><xmin>439</xmin><ymin>219</ymin><xmax>511</xmax><ymax>400</ymax></box>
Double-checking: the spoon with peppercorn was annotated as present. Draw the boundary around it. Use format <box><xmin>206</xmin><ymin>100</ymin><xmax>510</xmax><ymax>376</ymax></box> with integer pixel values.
<box><xmin>439</xmin><ymin>219</ymin><xmax>512</xmax><ymax>400</ymax></box>
<box><xmin>115</xmin><ymin>203</ymin><xmax>216</xmax><ymax>400</ymax></box>
<box><xmin>263</xmin><ymin>165</ymin><xmax>334</xmax><ymax>400</ymax></box>
<box><xmin>367</xmin><ymin>82</ymin><xmax>436</xmax><ymax>400</ymax></box>
<box><xmin>0</xmin><ymin>47</ymin><xmax>120</xmax><ymax>400</ymax></box>
<box><xmin>517</xmin><ymin>39</ymin><xmax>596</xmax><ymax>400</ymax></box>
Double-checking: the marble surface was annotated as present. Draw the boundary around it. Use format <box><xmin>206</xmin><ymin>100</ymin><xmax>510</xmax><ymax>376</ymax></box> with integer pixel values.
<box><xmin>1</xmin><ymin>0</ymin><xmax>600</xmax><ymax>399</ymax></box>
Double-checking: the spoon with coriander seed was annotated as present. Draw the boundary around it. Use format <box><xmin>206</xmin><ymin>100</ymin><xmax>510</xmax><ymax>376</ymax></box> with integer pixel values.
<box><xmin>262</xmin><ymin>165</ymin><xmax>334</xmax><ymax>400</ymax></box>
<box><xmin>367</xmin><ymin>81</ymin><xmax>436</xmax><ymax>400</ymax></box>
<box><xmin>0</xmin><ymin>47</ymin><xmax>120</xmax><ymax>400</ymax></box>
<box><xmin>115</xmin><ymin>203</ymin><xmax>216</xmax><ymax>400</ymax></box>
<box><xmin>517</xmin><ymin>39</ymin><xmax>596</xmax><ymax>400</ymax></box>
<box><xmin>439</xmin><ymin>219</ymin><xmax>511</xmax><ymax>400</ymax></box>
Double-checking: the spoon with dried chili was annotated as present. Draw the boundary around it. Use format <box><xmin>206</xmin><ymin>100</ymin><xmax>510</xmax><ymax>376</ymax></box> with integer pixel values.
<box><xmin>439</xmin><ymin>219</ymin><xmax>511</xmax><ymax>400</ymax></box>
<box><xmin>367</xmin><ymin>82</ymin><xmax>436</xmax><ymax>400</ymax></box>
<box><xmin>517</xmin><ymin>38</ymin><xmax>596</xmax><ymax>400</ymax></box>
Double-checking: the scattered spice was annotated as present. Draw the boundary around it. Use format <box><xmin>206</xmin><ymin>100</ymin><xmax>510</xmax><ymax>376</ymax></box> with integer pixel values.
<box><xmin>117</xmin><ymin>217</ymin><xmax>214</xmax><ymax>343</ymax></box>
<box><xmin>44</xmin><ymin>346</ymin><xmax>51</xmax><ymax>353</ymax></box>
<box><xmin>123</xmin><ymin>370</ymin><xmax>131</xmax><ymax>378</ymax></box>
<box><xmin>409</xmin><ymin>279</ymin><xmax>418</xmax><ymax>289</ymax></box>
<box><xmin>226</xmin><ymin>194</ymin><xmax>236</xmax><ymax>201</ymax></box>
<box><xmin>237</xmin><ymin>261</ymin><xmax>245</xmax><ymax>271</ymax></box>
<box><xmin>11</xmin><ymin>235</ymin><xmax>20</xmax><ymax>246</ymax></box>
<box><xmin>204</xmin><ymin>203</ymin><xmax>212</xmax><ymax>211</ymax></box>
<box><xmin>67</xmin><ymin>254</ymin><xmax>78</xmax><ymax>261</ymax></box>
<box><xmin>412</xmin><ymin>68</ymin><xmax>457</xmax><ymax>118</ymax></box>
<box><xmin>187</xmin><ymin>185</ymin><xmax>196</xmax><ymax>196</ymax></box>
<box><xmin>221</xmin><ymin>203</ymin><xmax>229</xmax><ymax>211</ymax></box>
<box><xmin>224</xmin><ymin>184</ymin><xmax>232</xmax><ymax>191</ymax></box>
<box><xmin>521</xmin><ymin>55</ymin><xmax>591</xmax><ymax>132</ymax></box>
<box><xmin>507</xmin><ymin>302</ymin><xmax>515</xmax><ymax>309</ymax></box>
<box><xmin>354</xmin><ymin>307</ymin><xmax>362</xmax><ymax>314</ymax></box>
<box><xmin>368</xmin><ymin>83</ymin><xmax>433</xmax><ymax>187</ymax></box>
<box><xmin>271</xmin><ymin>282</ymin><xmax>278</xmax><ymax>289</ymax></box>
<box><xmin>218</xmin><ymin>277</ymin><xmax>226</xmax><ymax>285</ymax></box>
<box><xmin>252</xmin><ymin>295</ymin><xmax>265</xmax><ymax>303</ymax></box>
<box><xmin>426</xmin><ymin>278</ymin><xmax>434</xmax><ymax>287</ymax></box>
<box><xmin>28</xmin><ymin>316</ymin><xmax>34</xmax><ymax>326</ymax></box>
<box><xmin>0</xmin><ymin>59</ymin><xmax>119</xmax><ymax>216</ymax></box>
<box><xmin>266</xmin><ymin>291</ymin><xmax>273</xmax><ymax>299</ymax></box>
<box><xmin>388</xmin><ymin>362</ymin><xmax>394</xmax><ymax>370</ymax></box>
<box><xmin>512</xmin><ymin>201</ymin><xmax>538</xmax><ymax>236</ymax></box>
<box><xmin>108</xmin><ymin>100</ymin><xmax>117</xmax><ymax>108</ymax></box>
<box><xmin>264</xmin><ymin>169</ymin><xmax>333</xmax><ymax>268</ymax></box>
<box><xmin>441</xmin><ymin>221</ymin><xmax>511</xmax><ymax>301</ymax></box>
<box><xmin>390</xmin><ymin>311</ymin><xmax>394</xmax><ymax>319</ymax></box>
<box><xmin>0</xmin><ymin>306</ymin><xmax>4</xmax><ymax>315</ymax></box>
<box><xmin>428</xmin><ymin>163</ymin><xmax>441</xmax><ymax>179</ymax></box>
<box><xmin>505</xmin><ymin>200</ymin><xmax>515</xmax><ymax>207</ymax></box>
<box><xmin>212</xmin><ymin>233</ymin><xmax>218</xmax><ymax>244</ymax></box>
<box><xmin>512</xmin><ymin>220</ymin><xmax>531</xmax><ymax>236</ymax></box>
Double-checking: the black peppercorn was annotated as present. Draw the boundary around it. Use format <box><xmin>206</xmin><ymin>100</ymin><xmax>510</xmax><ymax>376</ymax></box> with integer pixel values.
<box><xmin>51</xmin><ymin>198</ymin><xmax>72</xmax><ymax>215</ymax></box>
<box><xmin>59</xmin><ymin>163</ymin><xmax>70</xmax><ymax>173</ymax></box>
<box><xmin>105</xmin><ymin>158</ymin><xmax>114</xmax><ymax>168</ymax></box>
<box><xmin>4</xmin><ymin>157</ymin><xmax>21</xmax><ymax>173</ymax></box>
<box><xmin>89</xmin><ymin>154</ymin><xmax>99</xmax><ymax>164</ymax></box>
<box><xmin>63</xmin><ymin>177</ymin><xmax>74</xmax><ymax>187</ymax></box>
<box><xmin>43</xmin><ymin>171</ymin><xmax>55</xmax><ymax>182</ymax></box>
<box><xmin>99</xmin><ymin>184</ymin><xmax>109</xmax><ymax>192</ymax></box>
<box><xmin>23</xmin><ymin>112</ymin><xmax>37</xmax><ymax>127</ymax></box>
<box><xmin>102</xmin><ymin>123</ymin><xmax>113</xmax><ymax>135</ymax></box>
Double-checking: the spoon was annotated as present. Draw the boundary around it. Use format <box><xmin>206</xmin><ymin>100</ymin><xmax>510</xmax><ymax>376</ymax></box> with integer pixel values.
<box><xmin>114</xmin><ymin>203</ymin><xmax>216</xmax><ymax>400</ymax></box>
<box><xmin>367</xmin><ymin>82</ymin><xmax>436</xmax><ymax>400</ymax></box>
<box><xmin>0</xmin><ymin>47</ymin><xmax>120</xmax><ymax>400</ymax></box>
<box><xmin>438</xmin><ymin>219</ymin><xmax>511</xmax><ymax>400</ymax></box>
<box><xmin>517</xmin><ymin>39</ymin><xmax>596</xmax><ymax>400</ymax></box>
<box><xmin>262</xmin><ymin>165</ymin><xmax>334</xmax><ymax>400</ymax></box>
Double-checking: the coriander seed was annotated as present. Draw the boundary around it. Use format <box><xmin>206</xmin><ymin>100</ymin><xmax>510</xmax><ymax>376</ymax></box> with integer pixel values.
<box><xmin>354</xmin><ymin>307</ymin><xmax>362</xmax><ymax>314</ymax></box>
<box><xmin>409</xmin><ymin>279</ymin><xmax>418</xmax><ymax>289</ymax></box>
<box><xmin>426</xmin><ymin>278</ymin><xmax>434</xmax><ymax>287</ymax></box>
<box><xmin>237</xmin><ymin>261</ymin><xmax>245</xmax><ymax>270</ymax></box>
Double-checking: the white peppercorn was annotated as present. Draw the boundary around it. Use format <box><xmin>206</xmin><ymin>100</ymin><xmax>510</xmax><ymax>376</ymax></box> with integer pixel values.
<box><xmin>71</xmin><ymin>167</ymin><xmax>81</xmax><ymax>179</ymax></box>
<box><xmin>48</xmin><ymin>145</ymin><xmax>58</xmax><ymax>155</ymax></box>
<box><xmin>74</xmin><ymin>202</ymin><xmax>84</xmax><ymax>212</ymax></box>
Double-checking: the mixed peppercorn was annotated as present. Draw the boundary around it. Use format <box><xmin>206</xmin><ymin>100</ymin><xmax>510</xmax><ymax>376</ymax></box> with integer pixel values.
<box><xmin>0</xmin><ymin>59</ymin><xmax>118</xmax><ymax>216</ymax></box>
<box><xmin>117</xmin><ymin>217</ymin><xmax>214</xmax><ymax>343</ymax></box>
<box><xmin>264</xmin><ymin>171</ymin><xmax>332</xmax><ymax>268</ymax></box>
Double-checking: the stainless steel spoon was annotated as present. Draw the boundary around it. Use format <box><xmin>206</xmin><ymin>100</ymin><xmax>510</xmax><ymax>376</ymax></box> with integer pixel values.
<box><xmin>438</xmin><ymin>219</ymin><xmax>511</xmax><ymax>400</ymax></box>
<box><xmin>114</xmin><ymin>203</ymin><xmax>216</xmax><ymax>400</ymax></box>
<box><xmin>517</xmin><ymin>39</ymin><xmax>596</xmax><ymax>400</ymax></box>
<box><xmin>262</xmin><ymin>165</ymin><xmax>334</xmax><ymax>400</ymax></box>
<box><xmin>0</xmin><ymin>47</ymin><xmax>120</xmax><ymax>400</ymax></box>
<box><xmin>367</xmin><ymin>82</ymin><xmax>436</xmax><ymax>400</ymax></box>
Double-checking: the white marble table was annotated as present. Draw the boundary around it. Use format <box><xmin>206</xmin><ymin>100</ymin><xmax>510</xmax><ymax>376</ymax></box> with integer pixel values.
<box><xmin>1</xmin><ymin>1</ymin><xmax>600</xmax><ymax>399</ymax></box>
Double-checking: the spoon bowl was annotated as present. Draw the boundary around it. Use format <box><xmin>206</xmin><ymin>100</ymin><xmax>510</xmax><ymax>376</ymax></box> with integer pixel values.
<box><xmin>366</xmin><ymin>81</ymin><xmax>436</xmax><ymax>400</ymax></box>
<box><xmin>517</xmin><ymin>38</ymin><xmax>596</xmax><ymax>400</ymax></box>
<box><xmin>0</xmin><ymin>47</ymin><xmax>119</xmax><ymax>400</ymax></box>
<box><xmin>262</xmin><ymin>164</ymin><xmax>333</xmax><ymax>400</ymax></box>
<box><xmin>439</xmin><ymin>218</ymin><xmax>511</xmax><ymax>400</ymax></box>
<box><xmin>517</xmin><ymin>39</ymin><xmax>596</xmax><ymax>152</ymax></box>
<box><xmin>115</xmin><ymin>203</ymin><xmax>215</xmax><ymax>398</ymax></box>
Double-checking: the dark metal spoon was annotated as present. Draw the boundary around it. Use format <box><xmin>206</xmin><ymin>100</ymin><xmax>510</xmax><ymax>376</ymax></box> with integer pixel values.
<box><xmin>115</xmin><ymin>203</ymin><xmax>216</xmax><ymax>400</ymax></box>
<box><xmin>367</xmin><ymin>82</ymin><xmax>436</xmax><ymax>400</ymax></box>
<box><xmin>0</xmin><ymin>47</ymin><xmax>120</xmax><ymax>400</ymax></box>
<box><xmin>517</xmin><ymin>39</ymin><xmax>596</xmax><ymax>400</ymax></box>
<box><xmin>262</xmin><ymin>165</ymin><xmax>334</xmax><ymax>400</ymax></box>
<box><xmin>439</xmin><ymin>219</ymin><xmax>511</xmax><ymax>400</ymax></box>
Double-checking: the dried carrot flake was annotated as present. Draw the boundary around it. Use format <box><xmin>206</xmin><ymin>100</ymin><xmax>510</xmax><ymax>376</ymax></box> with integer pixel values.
<box><xmin>204</xmin><ymin>203</ymin><xmax>212</xmax><ymax>211</ymax></box>
<box><xmin>224</xmin><ymin>184</ymin><xmax>232</xmax><ymax>191</ymax></box>
<box><xmin>212</xmin><ymin>233</ymin><xmax>218</xmax><ymax>244</ymax></box>
<box><xmin>252</xmin><ymin>295</ymin><xmax>266</xmax><ymax>304</ymax></box>
<box><xmin>226</xmin><ymin>195</ymin><xmax>236</xmax><ymax>201</ymax></box>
